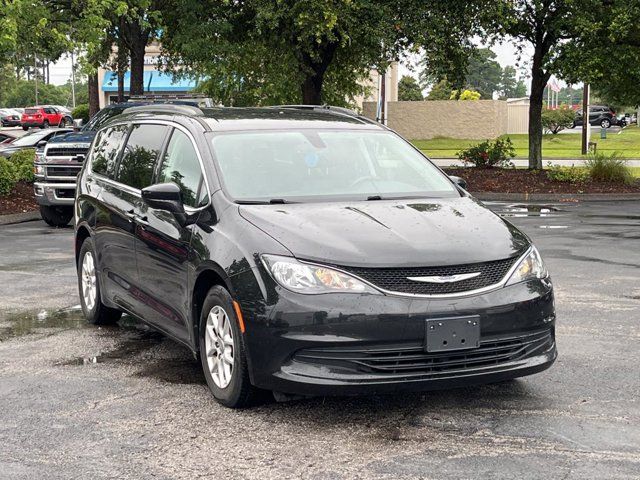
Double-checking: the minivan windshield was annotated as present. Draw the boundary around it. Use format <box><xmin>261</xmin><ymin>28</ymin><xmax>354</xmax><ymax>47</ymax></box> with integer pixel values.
<box><xmin>210</xmin><ymin>130</ymin><xmax>459</xmax><ymax>202</ymax></box>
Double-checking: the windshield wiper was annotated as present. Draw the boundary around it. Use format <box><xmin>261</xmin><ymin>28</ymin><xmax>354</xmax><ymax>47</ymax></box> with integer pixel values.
<box><xmin>235</xmin><ymin>198</ymin><xmax>296</xmax><ymax>205</ymax></box>
<box><xmin>366</xmin><ymin>195</ymin><xmax>383</xmax><ymax>201</ymax></box>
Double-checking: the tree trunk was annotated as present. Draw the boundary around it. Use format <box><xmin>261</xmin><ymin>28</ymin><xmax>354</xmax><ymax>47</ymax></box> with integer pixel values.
<box><xmin>88</xmin><ymin>73</ymin><xmax>100</xmax><ymax>117</ymax></box>
<box><xmin>301</xmin><ymin>74</ymin><xmax>324</xmax><ymax>104</ymax></box>
<box><xmin>299</xmin><ymin>41</ymin><xmax>338</xmax><ymax>105</ymax></box>
<box><xmin>528</xmin><ymin>46</ymin><xmax>551</xmax><ymax>170</ymax></box>
<box><xmin>129</xmin><ymin>36</ymin><xmax>146</xmax><ymax>96</ymax></box>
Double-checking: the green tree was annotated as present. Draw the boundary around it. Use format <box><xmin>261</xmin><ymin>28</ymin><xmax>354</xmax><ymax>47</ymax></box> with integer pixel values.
<box><xmin>426</xmin><ymin>78</ymin><xmax>453</xmax><ymax>100</ymax></box>
<box><xmin>495</xmin><ymin>0</ymin><xmax>583</xmax><ymax>169</ymax></box>
<box><xmin>500</xmin><ymin>65</ymin><xmax>527</xmax><ymax>98</ymax></box>
<box><xmin>559</xmin><ymin>1</ymin><xmax>640</xmax><ymax>108</ymax></box>
<box><xmin>397</xmin><ymin>75</ymin><xmax>423</xmax><ymax>101</ymax></box>
<box><xmin>464</xmin><ymin>48</ymin><xmax>502</xmax><ymax>99</ymax></box>
<box><xmin>541</xmin><ymin>106</ymin><xmax>576</xmax><ymax>134</ymax></box>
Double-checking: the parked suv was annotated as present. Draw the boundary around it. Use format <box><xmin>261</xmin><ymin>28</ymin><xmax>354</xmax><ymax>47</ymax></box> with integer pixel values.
<box><xmin>75</xmin><ymin>105</ymin><xmax>557</xmax><ymax>408</ymax></box>
<box><xmin>21</xmin><ymin>106</ymin><xmax>73</xmax><ymax>130</ymax></box>
<box><xmin>572</xmin><ymin>105</ymin><xmax>616</xmax><ymax>128</ymax></box>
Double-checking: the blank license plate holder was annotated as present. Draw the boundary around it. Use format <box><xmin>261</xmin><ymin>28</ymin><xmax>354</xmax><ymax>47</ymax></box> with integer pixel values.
<box><xmin>425</xmin><ymin>316</ymin><xmax>480</xmax><ymax>352</ymax></box>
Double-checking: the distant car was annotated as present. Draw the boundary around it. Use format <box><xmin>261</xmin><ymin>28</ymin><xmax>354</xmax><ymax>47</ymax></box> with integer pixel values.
<box><xmin>21</xmin><ymin>106</ymin><xmax>73</xmax><ymax>130</ymax></box>
<box><xmin>572</xmin><ymin>105</ymin><xmax>616</xmax><ymax>129</ymax></box>
<box><xmin>617</xmin><ymin>114</ymin><xmax>628</xmax><ymax>127</ymax></box>
<box><xmin>0</xmin><ymin>128</ymin><xmax>73</xmax><ymax>158</ymax></box>
<box><xmin>52</xmin><ymin>105</ymin><xmax>72</xmax><ymax>115</ymax></box>
<box><xmin>0</xmin><ymin>108</ymin><xmax>21</xmax><ymax>127</ymax></box>
<box><xmin>0</xmin><ymin>132</ymin><xmax>18</xmax><ymax>144</ymax></box>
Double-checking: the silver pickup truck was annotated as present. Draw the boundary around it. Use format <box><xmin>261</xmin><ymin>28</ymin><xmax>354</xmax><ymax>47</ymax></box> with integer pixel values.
<box><xmin>34</xmin><ymin>139</ymin><xmax>91</xmax><ymax>226</ymax></box>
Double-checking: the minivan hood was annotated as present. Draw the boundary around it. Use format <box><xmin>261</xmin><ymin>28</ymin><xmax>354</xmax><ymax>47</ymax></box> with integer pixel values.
<box><xmin>239</xmin><ymin>197</ymin><xmax>529</xmax><ymax>268</ymax></box>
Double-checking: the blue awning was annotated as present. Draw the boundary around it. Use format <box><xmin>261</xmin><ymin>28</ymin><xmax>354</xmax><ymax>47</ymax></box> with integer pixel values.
<box><xmin>101</xmin><ymin>70</ymin><xmax>196</xmax><ymax>92</ymax></box>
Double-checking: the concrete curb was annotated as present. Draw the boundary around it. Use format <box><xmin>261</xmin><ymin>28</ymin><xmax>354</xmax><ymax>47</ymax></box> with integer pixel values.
<box><xmin>472</xmin><ymin>192</ymin><xmax>640</xmax><ymax>202</ymax></box>
<box><xmin>0</xmin><ymin>211</ymin><xmax>40</xmax><ymax>226</ymax></box>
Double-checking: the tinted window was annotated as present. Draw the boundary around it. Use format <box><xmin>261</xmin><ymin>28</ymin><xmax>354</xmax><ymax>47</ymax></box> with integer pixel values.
<box><xmin>91</xmin><ymin>125</ymin><xmax>128</xmax><ymax>179</ymax></box>
<box><xmin>25</xmin><ymin>108</ymin><xmax>39</xmax><ymax>114</ymax></box>
<box><xmin>158</xmin><ymin>129</ymin><xmax>204</xmax><ymax>208</ymax></box>
<box><xmin>116</xmin><ymin>124</ymin><xmax>169</xmax><ymax>189</ymax></box>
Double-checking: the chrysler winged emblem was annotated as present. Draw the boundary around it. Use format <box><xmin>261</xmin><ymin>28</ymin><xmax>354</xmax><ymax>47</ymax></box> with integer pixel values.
<box><xmin>407</xmin><ymin>272</ymin><xmax>481</xmax><ymax>283</ymax></box>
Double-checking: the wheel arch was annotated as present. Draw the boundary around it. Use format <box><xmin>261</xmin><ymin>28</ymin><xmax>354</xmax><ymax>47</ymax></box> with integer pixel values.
<box><xmin>191</xmin><ymin>264</ymin><xmax>235</xmax><ymax>346</ymax></box>
<box><xmin>75</xmin><ymin>224</ymin><xmax>92</xmax><ymax>265</ymax></box>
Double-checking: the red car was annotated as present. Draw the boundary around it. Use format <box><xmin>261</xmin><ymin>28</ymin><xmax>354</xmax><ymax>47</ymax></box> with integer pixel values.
<box><xmin>21</xmin><ymin>106</ymin><xmax>73</xmax><ymax>130</ymax></box>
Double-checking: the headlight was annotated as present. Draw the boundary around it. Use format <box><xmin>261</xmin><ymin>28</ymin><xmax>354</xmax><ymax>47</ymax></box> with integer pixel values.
<box><xmin>34</xmin><ymin>164</ymin><xmax>45</xmax><ymax>175</ymax></box>
<box><xmin>261</xmin><ymin>254</ymin><xmax>379</xmax><ymax>294</ymax></box>
<box><xmin>505</xmin><ymin>247</ymin><xmax>548</xmax><ymax>286</ymax></box>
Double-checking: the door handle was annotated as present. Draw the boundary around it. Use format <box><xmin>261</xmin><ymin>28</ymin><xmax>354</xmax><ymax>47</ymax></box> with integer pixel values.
<box><xmin>124</xmin><ymin>209</ymin><xmax>136</xmax><ymax>220</ymax></box>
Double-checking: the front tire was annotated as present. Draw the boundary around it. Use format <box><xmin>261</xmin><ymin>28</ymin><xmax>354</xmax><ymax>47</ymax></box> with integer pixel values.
<box><xmin>199</xmin><ymin>286</ymin><xmax>258</xmax><ymax>408</ymax></box>
<box><xmin>58</xmin><ymin>118</ymin><xmax>66</xmax><ymax>127</ymax></box>
<box><xmin>40</xmin><ymin>205</ymin><xmax>73</xmax><ymax>227</ymax></box>
<box><xmin>22</xmin><ymin>126</ymin><xmax>28</xmax><ymax>131</ymax></box>
<box><xmin>42</xmin><ymin>120</ymin><xmax>49</xmax><ymax>129</ymax></box>
<box><xmin>77</xmin><ymin>238</ymin><xmax>122</xmax><ymax>325</ymax></box>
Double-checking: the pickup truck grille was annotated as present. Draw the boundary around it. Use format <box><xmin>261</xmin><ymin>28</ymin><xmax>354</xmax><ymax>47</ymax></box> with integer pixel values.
<box><xmin>46</xmin><ymin>165</ymin><xmax>82</xmax><ymax>178</ymax></box>
<box><xmin>46</xmin><ymin>147</ymin><xmax>87</xmax><ymax>157</ymax></box>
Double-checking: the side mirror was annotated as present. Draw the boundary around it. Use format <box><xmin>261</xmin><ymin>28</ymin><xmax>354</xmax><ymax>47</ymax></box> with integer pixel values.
<box><xmin>449</xmin><ymin>175</ymin><xmax>467</xmax><ymax>190</ymax></box>
<box><xmin>36</xmin><ymin>140</ymin><xmax>47</xmax><ymax>148</ymax></box>
<box><xmin>142</xmin><ymin>182</ymin><xmax>188</xmax><ymax>225</ymax></box>
<box><xmin>73</xmin><ymin>119</ymin><xmax>84</xmax><ymax>131</ymax></box>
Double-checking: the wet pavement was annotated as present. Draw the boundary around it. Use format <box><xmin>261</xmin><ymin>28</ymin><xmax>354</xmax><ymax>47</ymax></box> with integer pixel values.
<box><xmin>0</xmin><ymin>201</ymin><xmax>639</xmax><ymax>479</ymax></box>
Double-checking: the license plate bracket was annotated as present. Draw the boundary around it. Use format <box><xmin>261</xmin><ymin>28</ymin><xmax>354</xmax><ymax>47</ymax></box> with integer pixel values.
<box><xmin>425</xmin><ymin>316</ymin><xmax>480</xmax><ymax>352</ymax></box>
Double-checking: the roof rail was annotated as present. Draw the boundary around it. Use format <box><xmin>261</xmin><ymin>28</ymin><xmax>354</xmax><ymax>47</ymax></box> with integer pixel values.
<box><xmin>269</xmin><ymin>104</ymin><xmax>377</xmax><ymax>124</ymax></box>
<box><xmin>122</xmin><ymin>104</ymin><xmax>204</xmax><ymax>116</ymax></box>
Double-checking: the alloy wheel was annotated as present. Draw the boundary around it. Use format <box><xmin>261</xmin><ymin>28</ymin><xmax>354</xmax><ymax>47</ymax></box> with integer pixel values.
<box><xmin>81</xmin><ymin>252</ymin><xmax>97</xmax><ymax>311</ymax></box>
<box><xmin>205</xmin><ymin>305</ymin><xmax>235</xmax><ymax>388</ymax></box>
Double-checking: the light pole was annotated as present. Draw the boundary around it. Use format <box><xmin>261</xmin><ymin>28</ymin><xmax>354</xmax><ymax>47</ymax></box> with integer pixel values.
<box><xmin>581</xmin><ymin>84</ymin><xmax>590</xmax><ymax>155</ymax></box>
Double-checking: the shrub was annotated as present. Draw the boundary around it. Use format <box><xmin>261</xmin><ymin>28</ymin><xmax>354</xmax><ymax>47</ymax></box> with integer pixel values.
<box><xmin>541</xmin><ymin>106</ymin><xmax>576</xmax><ymax>134</ymax></box>
<box><xmin>457</xmin><ymin>137</ymin><xmax>516</xmax><ymax>168</ymax></box>
<box><xmin>450</xmin><ymin>89</ymin><xmax>481</xmax><ymax>101</ymax></box>
<box><xmin>71</xmin><ymin>104</ymin><xmax>90</xmax><ymax>123</ymax></box>
<box><xmin>585</xmin><ymin>151</ymin><xmax>634</xmax><ymax>184</ymax></box>
<box><xmin>10</xmin><ymin>148</ymin><xmax>36</xmax><ymax>182</ymax></box>
<box><xmin>546</xmin><ymin>163</ymin><xmax>589</xmax><ymax>183</ymax></box>
<box><xmin>0</xmin><ymin>157</ymin><xmax>18</xmax><ymax>196</ymax></box>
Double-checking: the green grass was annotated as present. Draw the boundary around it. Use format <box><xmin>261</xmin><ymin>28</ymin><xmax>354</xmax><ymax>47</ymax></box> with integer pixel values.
<box><xmin>412</xmin><ymin>126</ymin><xmax>640</xmax><ymax>159</ymax></box>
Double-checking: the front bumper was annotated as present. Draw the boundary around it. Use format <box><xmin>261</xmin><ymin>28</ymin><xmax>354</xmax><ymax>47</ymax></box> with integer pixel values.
<box><xmin>1</xmin><ymin>119</ymin><xmax>21</xmax><ymax>126</ymax></box>
<box><xmin>239</xmin><ymin>274</ymin><xmax>556</xmax><ymax>396</ymax></box>
<box><xmin>34</xmin><ymin>182</ymin><xmax>76</xmax><ymax>206</ymax></box>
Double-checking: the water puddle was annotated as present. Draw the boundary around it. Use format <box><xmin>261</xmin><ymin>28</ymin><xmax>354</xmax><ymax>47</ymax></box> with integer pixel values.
<box><xmin>497</xmin><ymin>204</ymin><xmax>563</xmax><ymax>218</ymax></box>
<box><xmin>0</xmin><ymin>305</ymin><xmax>86</xmax><ymax>341</ymax></box>
<box><xmin>57</xmin><ymin>330</ymin><xmax>164</xmax><ymax>366</ymax></box>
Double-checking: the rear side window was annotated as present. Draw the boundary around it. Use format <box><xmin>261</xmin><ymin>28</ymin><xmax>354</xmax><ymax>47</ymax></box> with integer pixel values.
<box><xmin>116</xmin><ymin>124</ymin><xmax>169</xmax><ymax>190</ymax></box>
<box><xmin>25</xmin><ymin>108</ymin><xmax>38</xmax><ymax>114</ymax></box>
<box><xmin>157</xmin><ymin>129</ymin><xmax>205</xmax><ymax>208</ymax></box>
<box><xmin>91</xmin><ymin>125</ymin><xmax>128</xmax><ymax>179</ymax></box>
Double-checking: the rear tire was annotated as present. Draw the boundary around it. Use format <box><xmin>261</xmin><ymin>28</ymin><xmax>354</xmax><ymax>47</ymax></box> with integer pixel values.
<box><xmin>199</xmin><ymin>286</ymin><xmax>259</xmax><ymax>408</ymax></box>
<box><xmin>77</xmin><ymin>238</ymin><xmax>122</xmax><ymax>325</ymax></box>
<box><xmin>601</xmin><ymin>119</ymin><xmax>611</xmax><ymax>128</ymax></box>
<box><xmin>22</xmin><ymin>126</ymin><xmax>28</xmax><ymax>131</ymax></box>
<box><xmin>40</xmin><ymin>205</ymin><xmax>73</xmax><ymax>227</ymax></box>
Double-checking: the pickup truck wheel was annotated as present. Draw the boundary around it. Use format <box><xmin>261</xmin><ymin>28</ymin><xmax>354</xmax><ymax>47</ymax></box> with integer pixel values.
<box><xmin>40</xmin><ymin>205</ymin><xmax>73</xmax><ymax>227</ymax></box>
<box><xmin>78</xmin><ymin>238</ymin><xmax>122</xmax><ymax>325</ymax></box>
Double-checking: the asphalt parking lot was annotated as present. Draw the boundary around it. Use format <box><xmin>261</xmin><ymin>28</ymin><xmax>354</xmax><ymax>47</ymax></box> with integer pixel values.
<box><xmin>0</xmin><ymin>201</ymin><xmax>639</xmax><ymax>479</ymax></box>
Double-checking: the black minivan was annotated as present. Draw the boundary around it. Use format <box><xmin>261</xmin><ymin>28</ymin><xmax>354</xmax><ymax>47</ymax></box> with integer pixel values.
<box><xmin>75</xmin><ymin>104</ymin><xmax>556</xmax><ymax>407</ymax></box>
